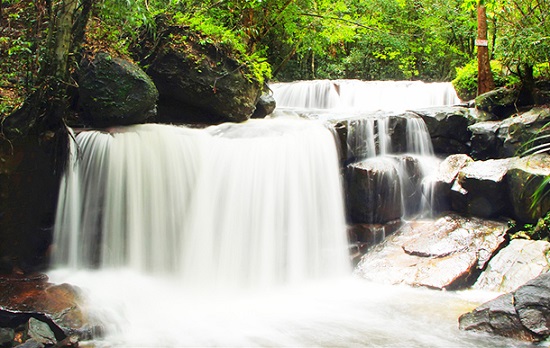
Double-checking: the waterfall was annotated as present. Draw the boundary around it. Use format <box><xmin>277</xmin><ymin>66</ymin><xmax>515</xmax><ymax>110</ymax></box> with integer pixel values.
<box><xmin>54</xmin><ymin>120</ymin><xmax>350</xmax><ymax>290</ymax></box>
<box><xmin>271</xmin><ymin>79</ymin><xmax>447</xmax><ymax>220</ymax></box>
<box><xmin>270</xmin><ymin>79</ymin><xmax>461</xmax><ymax>112</ymax></box>
<box><xmin>48</xmin><ymin>81</ymin><xmax>512</xmax><ymax>347</ymax></box>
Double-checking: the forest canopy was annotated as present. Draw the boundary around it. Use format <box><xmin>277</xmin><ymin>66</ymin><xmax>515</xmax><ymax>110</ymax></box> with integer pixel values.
<box><xmin>0</xmin><ymin>0</ymin><xmax>549</xmax><ymax>117</ymax></box>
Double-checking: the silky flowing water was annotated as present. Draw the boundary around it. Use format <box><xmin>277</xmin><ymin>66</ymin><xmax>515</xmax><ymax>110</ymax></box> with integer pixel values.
<box><xmin>50</xmin><ymin>81</ymin><xmax>527</xmax><ymax>347</ymax></box>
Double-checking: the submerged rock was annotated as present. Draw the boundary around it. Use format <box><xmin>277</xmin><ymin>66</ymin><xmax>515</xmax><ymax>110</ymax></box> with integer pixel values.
<box><xmin>474</xmin><ymin>239</ymin><xmax>550</xmax><ymax>293</ymax></box>
<box><xmin>460</xmin><ymin>272</ymin><xmax>550</xmax><ymax>342</ymax></box>
<box><xmin>354</xmin><ymin>214</ymin><xmax>508</xmax><ymax>289</ymax></box>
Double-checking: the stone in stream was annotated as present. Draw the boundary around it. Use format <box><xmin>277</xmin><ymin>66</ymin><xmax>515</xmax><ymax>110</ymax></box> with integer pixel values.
<box><xmin>460</xmin><ymin>272</ymin><xmax>550</xmax><ymax>342</ymax></box>
<box><xmin>354</xmin><ymin>213</ymin><xmax>509</xmax><ymax>290</ymax></box>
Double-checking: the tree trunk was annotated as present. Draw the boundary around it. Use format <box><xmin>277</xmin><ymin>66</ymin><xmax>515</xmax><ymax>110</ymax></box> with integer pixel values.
<box><xmin>476</xmin><ymin>3</ymin><xmax>495</xmax><ymax>96</ymax></box>
<box><xmin>0</xmin><ymin>0</ymin><xmax>91</xmax><ymax>274</ymax></box>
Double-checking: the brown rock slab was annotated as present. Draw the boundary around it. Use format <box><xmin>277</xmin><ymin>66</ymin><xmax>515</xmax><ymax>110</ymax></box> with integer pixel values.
<box><xmin>0</xmin><ymin>273</ymin><xmax>93</xmax><ymax>340</ymax></box>
<box><xmin>354</xmin><ymin>214</ymin><xmax>509</xmax><ymax>289</ymax></box>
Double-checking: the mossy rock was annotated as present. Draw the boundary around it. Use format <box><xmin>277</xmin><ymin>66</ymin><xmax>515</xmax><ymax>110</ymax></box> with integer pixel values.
<box><xmin>146</xmin><ymin>27</ymin><xmax>262</xmax><ymax>124</ymax></box>
<box><xmin>475</xmin><ymin>87</ymin><xmax>521</xmax><ymax>120</ymax></box>
<box><xmin>78</xmin><ymin>52</ymin><xmax>159</xmax><ymax>127</ymax></box>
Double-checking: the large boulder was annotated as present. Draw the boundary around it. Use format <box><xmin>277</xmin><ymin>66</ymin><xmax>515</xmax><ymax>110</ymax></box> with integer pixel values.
<box><xmin>459</xmin><ymin>272</ymin><xmax>550</xmax><ymax>342</ymax></box>
<box><xmin>506</xmin><ymin>154</ymin><xmax>550</xmax><ymax>223</ymax></box>
<box><xmin>450</xmin><ymin>158</ymin><xmax>512</xmax><ymax>218</ymax></box>
<box><xmin>78</xmin><ymin>52</ymin><xmax>159</xmax><ymax>127</ymax></box>
<box><xmin>473</xmin><ymin>239</ymin><xmax>550</xmax><ymax>293</ymax></box>
<box><xmin>354</xmin><ymin>214</ymin><xmax>509</xmax><ymax>289</ymax></box>
<box><xmin>410</xmin><ymin>106</ymin><xmax>474</xmax><ymax>155</ymax></box>
<box><xmin>146</xmin><ymin>27</ymin><xmax>262</xmax><ymax>124</ymax></box>
<box><xmin>475</xmin><ymin>87</ymin><xmax>523</xmax><ymax>120</ymax></box>
<box><xmin>468</xmin><ymin>107</ymin><xmax>550</xmax><ymax>159</ymax></box>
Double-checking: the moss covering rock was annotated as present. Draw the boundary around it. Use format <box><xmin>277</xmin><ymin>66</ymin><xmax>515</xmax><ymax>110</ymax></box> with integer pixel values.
<box><xmin>78</xmin><ymin>52</ymin><xmax>159</xmax><ymax>127</ymax></box>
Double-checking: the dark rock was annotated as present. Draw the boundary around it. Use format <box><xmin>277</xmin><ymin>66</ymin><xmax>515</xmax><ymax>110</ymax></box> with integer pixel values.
<box><xmin>451</xmin><ymin>158</ymin><xmax>511</xmax><ymax>218</ymax></box>
<box><xmin>506</xmin><ymin>154</ymin><xmax>550</xmax><ymax>223</ymax></box>
<box><xmin>514</xmin><ymin>273</ymin><xmax>550</xmax><ymax>337</ymax></box>
<box><xmin>501</xmin><ymin>107</ymin><xmax>550</xmax><ymax>158</ymax></box>
<box><xmin>147</xmin><ymin>28</ymin><xmax>261</xmax><ymax>124</ymax></box>
<box><xmin>474</xmin><ymin>239</ymin><xmax>550</xmax><ymax>293</ymax></box>
<box><xmin>468</xmin><ymin>121</ymin><xmax>502</xmax><ymax>160</ymax></box>
<box><xmin>79</xmin><ymin>52</ymin><xmax>159</xmax><ymax>127</ymax></box>
<box><xmin>251</xmin><ymin>93</ymin><xmax>276</xmax><ymax>118</ymax></box>
<box><xmin>459</xmin><ymin>293</ymin><xmax>539</xmax><ymax>341</ymax></box>
<box><xmin>460</xmin><ymin>272</ymin><xmax>550</xmax><ymax>342</ymax></box>
<box><xmin>0</xmin><ymin>327</ymin><xmax>14</xmax><ymax>346</ymax></box>
<box><xmin>475</xmin><ymin>87</ymin><xmax>522</xmax><ymax>120</ymax></box>
<box><xmin>410</xmin><ymin>106</ymin><xmax>474</xmax><ymax>155</ymax></box>
<box><xmin>342</xmin><ymin>114</ymin><xmax>409</xmax><ymax>163</ymax></box>
<box><xmin>27</xmin><ymin>318</ymin><xmax>56</xmax><ymax>346</ymax></box>
<box><xmin>15</xmin><ymin>339</ymin><xmax>44</xmax><ymax>348</ymax></box>
<box><xmin>354</xmin><ymin>214</ymin><xmax>508</xmax><ymax>289</ymax></box>
<box><xmin>346</xmin><ymin>158</ymin><xmax>402</xmax><ymax>224</ymax></box>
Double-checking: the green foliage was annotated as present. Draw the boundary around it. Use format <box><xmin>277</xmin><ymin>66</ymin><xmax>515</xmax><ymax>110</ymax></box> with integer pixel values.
<box><xmin>510</xmin><ymin>210</ymin><xmax>550</xmax><ymax>241</ymax></box>
<box><xmin>452</xmin><ymin>60</ymin><xmax>520</xmax><ymax>100</ymax></box>
<box><xmin>493</xmin><ymin>0</ymin><xmax>550</xmax><ymax>82</ymax></box>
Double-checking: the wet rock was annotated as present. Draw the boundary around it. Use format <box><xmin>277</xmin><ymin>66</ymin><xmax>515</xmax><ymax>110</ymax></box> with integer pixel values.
<box><xmin>468</xmin><ymin>121</ymin><xmax>502</xmax><ymax>160</ymax></box>
<box><xmin>474</xmin><ymin>239</ymin><xmax>550</xmax><ymax>293</ymax></box>
<box><xmin>79</xmin><ymin>52</ymin><xmax>159</xmax><ymax>127</ymax></box>
<box><xmin>432</xmin><ymin>154</ymin><xmax>474</xmax><ymax>211</ymax></box>
<box><xmin>506</xmin><ymin>154</ymin><xmax>550</xmax><ymax>223</ymax></box>
<box><xmin>27</xmin><ymin>318</ymin><xmax>56</xmax><ymax>346</ymax></box>
<box><xmin>0</xmin><ymin>273</ymin><xmax>93</xmax><ymax>342</ymax></box>
<box><xmin>514</xmin><ymin>273</ymin><xmax>550</xmax><ymax>338</ymax></box>
<box><xmin>410</xmin><ymin>106</ymin><xmax>474</xmax><ymax>155</ymax></box>
<box><xmin>451</xmin><ymin>158</ymin><xmax>511</xmax><ymax>218</ymax></box>
<box><xmin>355</xmin><ymin>214</ymin><xmax>508</xmax><ymax>289</ymax></box>
<box><xmin>459</xmin><ymin>293</ymin><xmax>539</xmax><ymax>341</ymax></box>
<box><xmin>343</xmin><ymin>115</ymin><xmax>409</xmax><ymax>163</ymax></box>
<box><xmin>0</xmin><ymin>327</ymin><xmax>14</xmax><ymax>346</ymax></box>
<box><xmin>15</xmin><ymin>338</ymin><xmax>44</xmax><ymax>348</ymax></box>
<box><xmin>251</xmin><ymin>93</ymin><xmax>276</xmax><ymax>118</ymax></box>
<box><xmin>460</xmin><ymin>272</ymin><xmax>550</xmax><ymax>342</ymax></box>
<box><xmin>346</xmin><ymin>158</ymin><xmax>403</xmax><ymax>224</ymax></box>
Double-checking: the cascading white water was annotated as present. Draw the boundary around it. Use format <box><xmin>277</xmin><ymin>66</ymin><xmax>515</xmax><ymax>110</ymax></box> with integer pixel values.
<box><xmin>270</xmin><ymin>79</ymin><xmax>461</xmax><ymax>112</ymax></box>
<box><xmin>48</xmin><ymin>81</ymin><xmax>521</xmax><ymax>347</ymax></box>
<box><xmin>271</xmin><ymin>79</ymin><xmax>448</xmax><ymax>220</ymax></box>
<box><xmin>54</xmin><ymin>120</ymin><xmax>350</xmax><ymax>290</ymax></box>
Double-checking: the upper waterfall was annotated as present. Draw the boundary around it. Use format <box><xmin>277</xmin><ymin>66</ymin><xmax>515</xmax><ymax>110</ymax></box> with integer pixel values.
<box><xmin>270</xmin><ymin>79</ymin><xmax>461</xmax><ymax>112</ymax></box>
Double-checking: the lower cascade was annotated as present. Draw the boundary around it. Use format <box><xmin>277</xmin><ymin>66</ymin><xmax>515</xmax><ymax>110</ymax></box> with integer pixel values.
<box><xmin>54</xmin><ymin>120</ymin><xmax>350</xmax><ymax>288</ymax></box>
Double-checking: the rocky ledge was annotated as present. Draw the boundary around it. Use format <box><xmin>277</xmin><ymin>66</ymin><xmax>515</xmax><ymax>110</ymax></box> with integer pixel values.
<box><xmin>0</xmin><ymin>273</ymin><xmax>97</xmax><ymax>347</ymax></box>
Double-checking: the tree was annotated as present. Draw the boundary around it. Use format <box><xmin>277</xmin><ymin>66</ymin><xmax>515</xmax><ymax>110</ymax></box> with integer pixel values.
<box><xmin>476</xmin><ymin>0</ymin><xmax>495</xmax><ymax>95</ymax></box>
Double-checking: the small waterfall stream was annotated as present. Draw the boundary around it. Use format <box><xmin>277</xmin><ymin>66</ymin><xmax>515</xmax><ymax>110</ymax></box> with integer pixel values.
<box><xmin>49</xmin><ymin>80</ymin><xmax>520</xmax><ymax>347</ymax></box>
